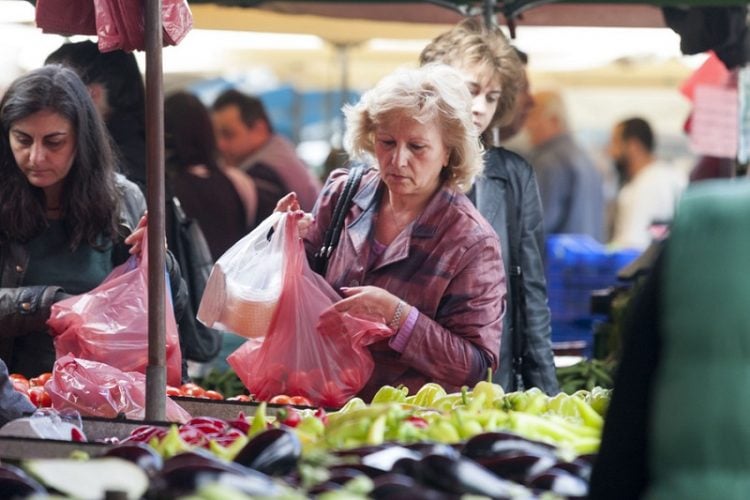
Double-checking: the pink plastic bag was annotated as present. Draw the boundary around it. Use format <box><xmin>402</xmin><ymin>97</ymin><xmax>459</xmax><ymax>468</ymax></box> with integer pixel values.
<box><xmin>47</xmin><ymin>232</ymin><xmax>182</xmax><ymax>387</ymax></box>
<box><xmin>227</xmin><ymin>212</ymin><xmax>392</xmax><ymax>408</ymax></box>
<box><xmin>46</xmin><ymin>355</ymin><xmax>190</xmax><ymax>423</ymax></box>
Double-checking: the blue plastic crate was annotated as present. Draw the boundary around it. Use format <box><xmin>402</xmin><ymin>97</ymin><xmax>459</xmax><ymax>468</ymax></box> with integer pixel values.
<box><xmin>545</xmin><ymin>235</ymin><xmax>639</xmax><ymax>322</ymax></box>
<box><xmin>551</xmin><ymin>319</ymin><xmax>593</xmax><ymax>358</ymax></box>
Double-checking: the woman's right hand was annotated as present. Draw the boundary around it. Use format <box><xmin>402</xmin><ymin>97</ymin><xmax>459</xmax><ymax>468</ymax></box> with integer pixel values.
<box><xmin>275</xmin><ymin>192</ymin><xmax>301</xmax><ymax>213</ymax></box>
<box><xmin>276</xmin><ymin>192</ymin><xmax>314</xmax><ymax>238</ymax></box>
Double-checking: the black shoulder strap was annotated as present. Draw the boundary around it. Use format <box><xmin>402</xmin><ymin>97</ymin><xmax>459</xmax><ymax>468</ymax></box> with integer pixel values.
<box><xmin>505</xmin><ymin>177</ymin><xmax>526</xmax><ymax>390</ymax></box>
<box><xmin>313</xmin><ymin>164</ymin><xmax>364</xmax><ymax>274</ymax></box>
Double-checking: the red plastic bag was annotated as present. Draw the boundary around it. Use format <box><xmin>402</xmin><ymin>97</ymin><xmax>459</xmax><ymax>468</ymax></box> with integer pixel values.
<box><xmin>93</xmin><ymin>0</ymin><xmax>192</xmax><ymax>53</ymax></box>
<box><xmin>227</xmin><ymin>212</ymin><xmax>392</xmax><ymax>408</ymax></box>
<box><xmin>35</xmin><ymin>0</ymin><xmax>97</xmax><ymax>36</ymax></box>
<box><xmin>47</xmin><ymin>232</ymin><xmax>182</xmax><ymax>387</ymax></box>
<box><xmin>46</xmin><ymin>355</ymin><xmax>190</xmax><ymax>423</ymax></box>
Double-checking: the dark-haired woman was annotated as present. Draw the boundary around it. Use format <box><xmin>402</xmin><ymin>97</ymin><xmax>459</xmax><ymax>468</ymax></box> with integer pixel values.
<box><xmin>0</xmin><ymin>65</ymin><xmax>190</xmax><ymax>378</ymax></box>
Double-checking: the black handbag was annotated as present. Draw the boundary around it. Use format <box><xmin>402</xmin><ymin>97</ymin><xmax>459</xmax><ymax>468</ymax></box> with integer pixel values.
<box><xmin>169</xmin><ymin>196</ymin><xmax>222</xmax><ymax>362</ymax></box>
<box><xmin>312</xmin><ymin>164</ymin><xmax>364</xmax><ymax>275</ymax></box>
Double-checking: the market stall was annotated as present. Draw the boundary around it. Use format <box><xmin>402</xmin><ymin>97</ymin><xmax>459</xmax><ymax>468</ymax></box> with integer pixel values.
<box><xmin>2</xmin><ymin>0</ymin><xmax>748</xmax><ymax>497</ymax></box>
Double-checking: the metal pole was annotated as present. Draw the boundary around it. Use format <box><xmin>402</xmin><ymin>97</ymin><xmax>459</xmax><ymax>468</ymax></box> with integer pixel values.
<box><xmin>145</xmin><ymin>0</ymin><xmax>166</xmax><ymax>421</ymax></box>
<box><xmin>483</xmin><ymin>0</ymin><xmax>497</xmax><ymax>29</ymax></box>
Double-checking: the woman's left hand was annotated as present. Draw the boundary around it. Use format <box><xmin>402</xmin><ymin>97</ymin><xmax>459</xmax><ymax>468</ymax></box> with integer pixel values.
<box><xmin>331</xmin><ymin>285</ymin><xmax>404</xmax><ymax>325</ymax></box>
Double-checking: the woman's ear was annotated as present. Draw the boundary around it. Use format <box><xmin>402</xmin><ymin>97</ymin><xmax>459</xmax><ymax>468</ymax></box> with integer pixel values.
<box><xmin>87</xmin><ymin>82</ymin><xmax>110</xmax><ymax>119</ymax></box>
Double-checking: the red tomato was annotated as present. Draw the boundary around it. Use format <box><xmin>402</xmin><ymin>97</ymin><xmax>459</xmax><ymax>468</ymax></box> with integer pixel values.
<box><xmin>27</xmin><ymin>387</ymin><xmax>52</xmax><ymax>408</ymax></box>
<box><xmin>166</xmin><ymin>386</ymin><xmax>182</xmax><ymax>397</ymax></box>
<box><xmin>289</xmin><ymin>395</ymin><xmax>313</xmax><ymax>407</ymax></box>
<box><xmin>180</xmin><ymin>383</ymin><xmax>206</xmax><ymax>398</ymax></box>
<box><xmin>319</xmin><ymin>381</ymin><xmax>345</xmax><ymax>409</ymax></box>
<box><xmin>203</xmin><ymin>390</ymin><xmax>224</xmax><ymax>400</ymax></box>
<box><xmin>286</xmin><ymin>371</ymin><xmax>306</xmax><ymax>396</ymax></box>
<box><xmin>269</xmin><ymin>394</ymin><xmax>293</xmax><ymax>405</ymax></box>
<box><xmin>9</xmin><ymin>374</ymin><xmax>30</xmax><ymax>394</ymax></box>
<box><xmin>340</xmin><ymin>368</ymin><xmax>362</xmax><ymax>390</ymax></box>
<box><xmin>30</xmin><ymin>372</ymin><xmax>52</xmax><ymax>387</ymax></box>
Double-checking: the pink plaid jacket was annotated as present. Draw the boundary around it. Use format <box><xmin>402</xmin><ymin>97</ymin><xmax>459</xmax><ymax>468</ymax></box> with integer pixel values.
<box><xmin>304</xmin><ymin>168</ymin><xmax>506</xmax><ymax>399</ymax></box>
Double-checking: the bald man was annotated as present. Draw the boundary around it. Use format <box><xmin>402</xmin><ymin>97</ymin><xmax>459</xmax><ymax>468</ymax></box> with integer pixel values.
<box><xmin>525</xmin><ymin>90</ymin><xmax>605</xmax><ymax>241</ymax></box>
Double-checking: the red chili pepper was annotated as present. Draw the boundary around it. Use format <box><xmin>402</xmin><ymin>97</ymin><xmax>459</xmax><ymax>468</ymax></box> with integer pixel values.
<box><xmin>314</xmin><ymin>408</ymin><xmax>329</xmax><ymax>426</ymax></box>
<box><xmin>278</xmin><ymin>406</ymin><xmax>301</xmax><ymax>428</ymax></box>
<box><xmin>406</xmin><ymin>416</ymin><xmax>429</xmax><ymax>429</ymax></box>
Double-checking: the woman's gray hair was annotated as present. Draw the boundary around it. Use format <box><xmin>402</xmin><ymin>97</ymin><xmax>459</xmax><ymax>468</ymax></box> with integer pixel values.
<box><xmin>343</xmin><ymin>63</ymin><xmax>483</xmax><ymax>192</ymax></box>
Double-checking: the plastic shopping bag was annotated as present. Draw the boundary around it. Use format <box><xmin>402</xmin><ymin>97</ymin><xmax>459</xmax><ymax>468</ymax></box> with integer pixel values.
<box><xmin>227</xmin><ymin>212</ymin><xmax>392</xmax><ymax>408</ymax></box>
<box><xmin>47</xmin><ymin>232</ymin><xmax>182</xmax><ymax>387</ymax></box>
<box><xmin>198</xmin><ymin>211</ymin><xmax>284</xmax><ymax>339</ymax></box>
<box><xmin>36</xmin><ymin>0</ymin><xmax>97</xmax><ymax>37</ymax></box>
<box><xmin>46</xmin><ymin>355</ymin><xmax>190</xmax><ymax>423</ymax></box>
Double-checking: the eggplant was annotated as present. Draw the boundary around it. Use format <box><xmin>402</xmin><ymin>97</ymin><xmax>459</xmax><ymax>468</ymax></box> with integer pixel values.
<box><xmin>149</xmin><ymin>449</ymin><xmax>272</xmax><ymax>498</ymax></box>
<box><xmin>0</xmin><ymin>463</ymin><xmax>46</xmax><ymax>497</ymax></box>
<box><xmin>370</xmin><ymin>472</ymin><xmax>418</xmax><ymax>498</ymax></box>
<box><xmin>25</xmin><ymin>457</ymin><xmax>148</xmax><ymax>500</ymax></box>
<box><xmin>361</xmin><ymin>445</ymin><xmax>421</xmax><ymax>471</ymax></box>
<box><xmin>526</xmin><ymin>467</ymin><xmax>588</xmax><ymax>498</ymax></box>
<box><xmin>418</xmin><ymin>454</ymin><xmax>532</xmax><ymax>498</ymax></box>
<box><xmin>404</xmin><ymin>442</ymin><xmax>461</xmax><ymax>460</ymax></box>
<box><xmin>307</xmin><ymin>480</ymin><xmax>342</xmax><ymax>495</ymax></box>
<box><xmin>327</xmin><ymin>463</ymin><xmax>386</xmax><ymax>479</ymax></box>
<box><xmin>390</xmin><ymin>457</ymin><xmax>422</xmax><ymax>480</ymax></box>
<box><xmin>104</xmin><ymin>443</ymin><xmax>163</xmax><ymax>477</ymax></box>
<box><xmin>371</xmin><ymin>473</ymin><xmax>458</xmax><ymax>500</ymax></box>
<box><xmin>462</xmin><ymin>431</ymin><xmax>555</xmax><ymax>460</ymax></box>
<box><xmin>233</xmin><ymin>428</ymin><xmax>301</xmax><ymax>476</ymax></box>
<box><xmin>476</xmin><ymin>451</ymin><xmax>557</xmax><ymax>483</ymax></box>
<box><xmin>553</xmin><ymin>457</ymin><xmax>593</xmax><ymax>481</ymax></box>
<box><xmin>325</xmin><ymin>466</ymin><xmax>367</xmax><ymax>485</ymax></box>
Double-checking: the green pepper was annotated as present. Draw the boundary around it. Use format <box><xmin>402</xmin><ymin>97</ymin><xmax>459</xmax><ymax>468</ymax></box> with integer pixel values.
<box><xmin>370</xmin><ymin>385</ymin><xmax>409</xmax><ymax>404</ymax></box>
<box><xmin>412</xmin><ymin>382</ymin><xmax>447</xmax><ymax>408</ymax></box>
<box><xmin>426</xmin><ymin>417</ymin><xmax>461</xmax><ymax>444</ymax></box>
<box><xmin>157</xmin><ymin>425</ymin><xmax>191</xmax><ymax>459</ymax></box>
<box><xmin>523</xmin><ymin>392</ymin><xmax>549</xmax><ymax>415</ymax></box>
<box><xmin>365</xmin><ymin>414</ymin><xmax>388</xmax><ymax>445</ymax></box>
<box><xmin>325</xmin><ymin>418</ymin><xmax>371</xmax><ymax>449</ymax></box>
<box><xmin>208</xmin><ymin>433</ymin><xmax>249</xmax><ymax>461</ymax></box>
<box><xmin>337</xmin><ymin>397</ymin><xmax>367</xmax><ymax>414</ymax></box>
<box><xmin>248</xmin><ymin>402</ymin><xmax>268</xmax><ymax>437</ymax></box>
<box><xmin>472</xmin><ymin>381</ymin><xmax>504</xmax><ymax>409</ymax></box>
<box><xmin>452</xmin><ymin>409</ymin><xmax>483</xmax><ymax>440</ymax></box>
<box><xmin>432</xmin><ymin>392</ymin><xmax>463</xmax><ymax>411</ymax></box>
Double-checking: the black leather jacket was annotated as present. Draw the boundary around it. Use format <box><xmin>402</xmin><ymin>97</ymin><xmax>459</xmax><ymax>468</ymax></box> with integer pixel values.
<box><xmin>0</xmin><ymin>175</ymin><xmax>191</xmax><ymax>379</ymax></box>
<box><xmin>474</xmin><ymin>148</ymin><xmax>559</xmax><ymax>394</ymax></box>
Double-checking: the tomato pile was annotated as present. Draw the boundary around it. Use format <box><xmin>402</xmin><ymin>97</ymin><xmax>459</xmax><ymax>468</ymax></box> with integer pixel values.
<box><xmin>9</xmin><ymin>372</ymin><xmax>52</xmax><ymax>408</ymax></box>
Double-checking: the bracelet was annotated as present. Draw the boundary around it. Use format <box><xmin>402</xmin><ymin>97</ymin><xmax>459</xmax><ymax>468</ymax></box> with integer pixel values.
<box><xmin>389</xmin><ymin>300</ymin><xmax>406</xmax><ymax>330</ymax></box>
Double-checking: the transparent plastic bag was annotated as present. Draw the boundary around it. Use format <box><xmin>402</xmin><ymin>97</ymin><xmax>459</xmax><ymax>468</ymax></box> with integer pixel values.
<box><xmin>46</xmin><ymin>355</ymin><xmax>190</xmax><ymax>423</ymax></box>
<box><xmin>227</xmin><ymin>212</ymin><xmax>392</xmax><ymax>408</ymax></box>
<box><xmin>197</xmin><ymin>211</ymin><xmax>284</xmax><ymax>339</ymax></box>
<box><xmin>47</xmin><ymin>232</ymin><xmax>182</xmax><ymax>387</ymax></box>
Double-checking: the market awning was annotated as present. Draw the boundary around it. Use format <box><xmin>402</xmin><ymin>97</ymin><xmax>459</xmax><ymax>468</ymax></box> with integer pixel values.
<box><xmin>189</xmin><ymin>0</ymin><xmax>750</xmax><ymax>31</ymax></box>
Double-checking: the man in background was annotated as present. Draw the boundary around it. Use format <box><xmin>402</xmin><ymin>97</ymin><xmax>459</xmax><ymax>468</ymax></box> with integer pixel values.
<box><xmin>211</xmin><ymin>90</ymin><xmax>321</xmax><ymax>217</ymax></box>
<box><xmin>608</xmin><ymin>117</ymin><xmax>687</xmax><ymax>250</ymax></box>
<box><xmin>524</xmin><ymin>90</ymin><xmax>605</xmax><ymax>241</ymax></box>
<box><xmin>45</xmin><ymin>41</ymin><xmax>147</xmax><ymax>192</ymax></box>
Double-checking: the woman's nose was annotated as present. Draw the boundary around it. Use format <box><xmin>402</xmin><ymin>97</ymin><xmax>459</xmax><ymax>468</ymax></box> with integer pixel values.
<box><xmin>29</xmin><ymin>143</ymin><xmax>44</xmax><ymax>166</ymax></box>
<box><xmin>472</xmin><ymin>95</ymin><xmax>488</xmax><ymax>116</ymax></box>
<box><xmin>392</xmin><ymin>144</ymin><xmax>409</xmax><ymax>168</ymax></box>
